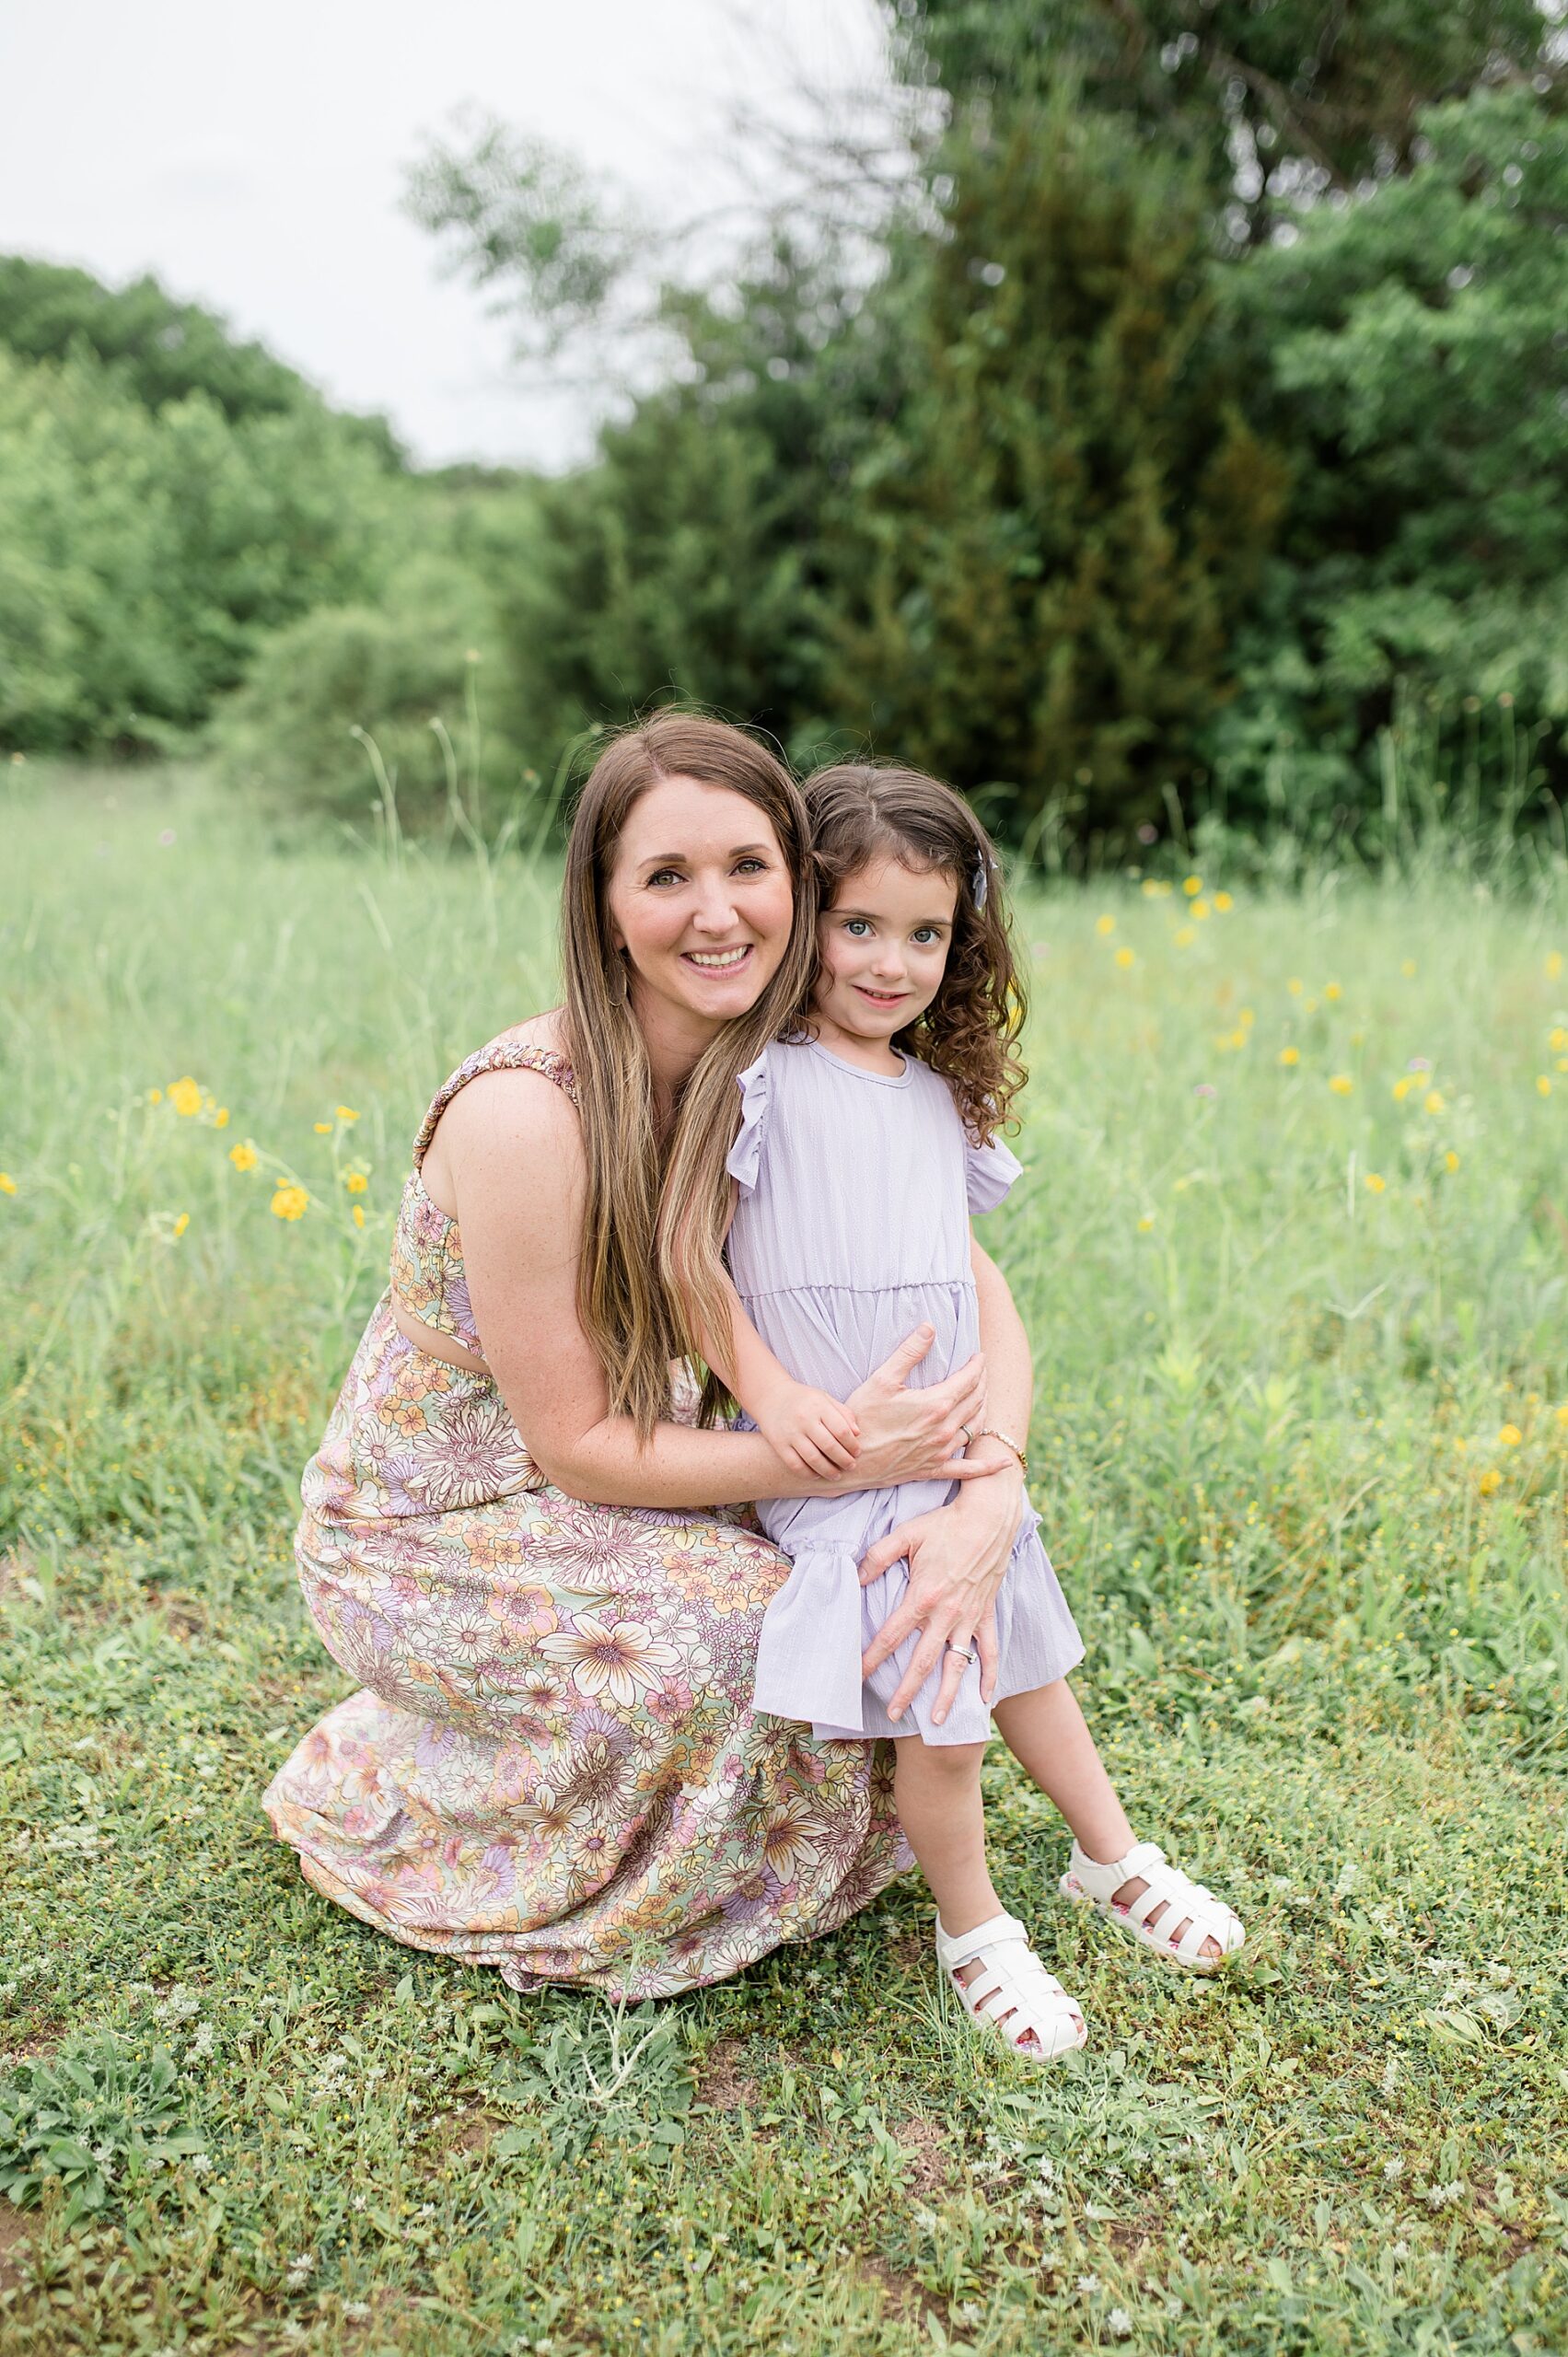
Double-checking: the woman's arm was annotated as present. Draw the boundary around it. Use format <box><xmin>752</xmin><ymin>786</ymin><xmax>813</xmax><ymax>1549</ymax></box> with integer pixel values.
<box><xmin>857</xmin><ymin>1232</ymin><xmax>1034</xmax><ymax>1724</ymax></box>
<box><xmin>433</xmin><ymin>1068</ymin><xmax>992</xmax><ymax>1511</ymax></box>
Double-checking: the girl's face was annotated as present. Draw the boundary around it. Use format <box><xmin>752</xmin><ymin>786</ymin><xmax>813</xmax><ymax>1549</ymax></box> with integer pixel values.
<box><xmin>814</xmin><ymin>854</ymin><xmax>958</xmax><ymax>1045</ymax></box>
<box><xmin>605</xmin><ymin>776</ymin><xmax>796</xmax><ymax>1038</ymax></box>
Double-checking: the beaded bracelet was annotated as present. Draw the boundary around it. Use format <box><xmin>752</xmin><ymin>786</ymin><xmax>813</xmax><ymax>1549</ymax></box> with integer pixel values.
<box><xmin>978</xmin><ymin>1425</ymin><xmax>1028</xmax><ymax>1476</ymax></box>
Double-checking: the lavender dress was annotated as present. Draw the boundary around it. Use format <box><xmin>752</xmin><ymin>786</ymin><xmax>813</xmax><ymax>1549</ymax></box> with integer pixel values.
<box><xmin>727</xmin><ymin>1036</ymin><xmax>1084</xmax><ymax>1747</ymax></box>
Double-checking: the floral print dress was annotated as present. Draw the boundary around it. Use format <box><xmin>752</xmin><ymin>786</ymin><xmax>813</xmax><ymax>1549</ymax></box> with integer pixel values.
<box><xmin>262</xmin><ymin>1040</ymin><xmax>909</xmax><ymax>1997</ymax></box>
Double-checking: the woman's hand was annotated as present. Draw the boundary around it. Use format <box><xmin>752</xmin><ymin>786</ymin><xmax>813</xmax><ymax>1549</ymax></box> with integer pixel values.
<box><xmin>856</xmin><ymin>1460</ymin><xmax>1027</xmax><ymax>1725</ymax></box>
<box><xmin>839</xmin><ymin>1326</ymin><xmax>1007</xmax><ymax>1492</ymax></box>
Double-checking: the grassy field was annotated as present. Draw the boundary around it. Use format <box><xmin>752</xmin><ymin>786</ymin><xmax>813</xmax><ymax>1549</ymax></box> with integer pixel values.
<box><xmin>2</xmin><ymin>761</ymin><xmax>1566</xmax><ymax>2357</ymax></box>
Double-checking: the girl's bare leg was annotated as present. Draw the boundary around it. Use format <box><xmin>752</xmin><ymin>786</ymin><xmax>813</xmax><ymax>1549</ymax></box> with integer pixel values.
<box><xmin>892</xmin><ymin>1736</ymin><xmax>997</xmax><ymax>1937</ymax></box>
<box><xmin>992</xmin><ymin>1678</ymin><xmax>1222</xmax><ymax>1962</ymax></box>
<box><xmin>894</xmin><ymin>1736</ymin><xmax>1044</xmax><ymax>2046</ymax></box>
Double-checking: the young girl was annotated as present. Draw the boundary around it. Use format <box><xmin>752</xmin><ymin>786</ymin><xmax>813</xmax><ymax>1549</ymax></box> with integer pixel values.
<box><xmin>698</xmin><ymin>764</ymin><xmax>1244</xmax><ymax>2059</ymax></box>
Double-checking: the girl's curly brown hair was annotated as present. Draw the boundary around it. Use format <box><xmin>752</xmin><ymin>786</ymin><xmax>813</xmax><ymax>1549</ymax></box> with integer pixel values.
<box><xmin>800</xmin><ymin>762</ymin><xmax>1027</xmax><ymax>1143</ymax></box>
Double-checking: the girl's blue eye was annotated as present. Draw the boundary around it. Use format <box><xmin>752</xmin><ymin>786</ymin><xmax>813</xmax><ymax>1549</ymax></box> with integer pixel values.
<box><xmin>912</xmin><ymin>927</ymin><xmax>938</xmax><ymax>945</ymax></box>
<box><xmin>843</xmin><ymin>918</ymin><xmax>871</xmax><ymax>937</ymax></box>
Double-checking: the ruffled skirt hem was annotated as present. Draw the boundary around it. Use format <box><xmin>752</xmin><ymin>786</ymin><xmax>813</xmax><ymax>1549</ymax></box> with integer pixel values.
<box><xmin>751</xmin><ymin>1512</ymin><xmax>1083</xmax><ymax>1747</ymax></box>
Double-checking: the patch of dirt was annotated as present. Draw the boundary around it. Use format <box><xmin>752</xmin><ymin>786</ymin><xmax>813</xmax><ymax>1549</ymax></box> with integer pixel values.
<box><xmin>0</xmin><ymin>2204</ymin><xmax>34</xmax><ymax>2300</ymax></box>
<box><xmin>448</xmin><ymin>2107</ymin><xmax>507</xmax><ymax>2154</ymax></box>
<box><xmin>855</xmin><ymin>2252</ymin><xmax>950</xmax><ymax>2333</ymax></box>
<box><xmin>893</xmin><ymin>2114</ymin><xmax>955</xmax><ymax>2197</ymax></box>
<box><xmin>697</xmin><ymin>2038</ymin><xmax>761</xmax><ymax>2112</ymax></box>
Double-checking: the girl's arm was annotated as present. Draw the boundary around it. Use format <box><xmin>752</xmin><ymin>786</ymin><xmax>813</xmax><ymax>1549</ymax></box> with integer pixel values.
<box><xmin>430</xmin><ymin>1067</ymin><xmax>991</xmax><ymax>1510</ymax></box>
<box><xmin>699</xmin><ymin>1265</ymin><xmax>863</xmax><ymax>1481</ymax></box>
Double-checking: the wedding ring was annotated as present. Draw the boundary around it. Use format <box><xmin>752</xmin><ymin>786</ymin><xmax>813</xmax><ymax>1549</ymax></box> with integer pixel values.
<box><xmin>948</xmin><ymin>1645</ymin><xmax>976</xmax><ymax>1665</ymax></box>
<box><xmin>959</xmin><ymin>1423</ymin><xmax>973</xmax><ymax>1446</ymax></box>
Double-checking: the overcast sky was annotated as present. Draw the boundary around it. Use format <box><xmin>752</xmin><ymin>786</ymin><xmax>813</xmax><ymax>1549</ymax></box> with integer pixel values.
<box><xmin>0</xmin><ymin>0</ymin><xmax>894</xmax><ymax>470</ymax></box>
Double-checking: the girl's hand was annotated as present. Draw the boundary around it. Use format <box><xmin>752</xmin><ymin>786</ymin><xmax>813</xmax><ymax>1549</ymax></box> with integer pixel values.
<box><xmin>755</xmin><ymin>1382</ymin><xmax>861</xmax><ymax>1480</ymax></box>
<box><xmin>856</xmin><ymin>1463</ymin><xmax>1026</xmax><ymax>1725</ymax></box>
<box><xmin>839</xmin><ymin>1327</ymin><xmax>1005</xmax><ymax>1491</ymax></box>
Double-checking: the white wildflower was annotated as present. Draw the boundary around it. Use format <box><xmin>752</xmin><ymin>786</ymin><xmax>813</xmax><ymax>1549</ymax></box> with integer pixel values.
<box><xmin>190</xmin><ymin>2022</ymin><xmax>216</xmax><ymax>2059</ymax></box>
<box><xmin>1425</xmin><ymin>2179</ymin><xmax>1464</xmax><ymax>2211</ymax></box>
<box><xmin>343</xmin><ymin>2301</ymin><xmax>372</xmax><ymax>2321</ymax></box>
<box><xmin>1383</xmin><ymin>2157</ymin><xmax>1405</xmax><ymax>2180</ymax></box>
<box><xmin>189</xmin><ymin>2153</ymin><xmax>213</xmax><ymax>2174</ymax></box>
<box><xmin>1076</xmin><ymin>2274</ymin><xmax>1100</xmax><ymax>2295</ymax></box>
<box><xmin>1108</xmin><ymin>2310</ymin><xmax>1132</xmax><ymax>2340</ymax></box>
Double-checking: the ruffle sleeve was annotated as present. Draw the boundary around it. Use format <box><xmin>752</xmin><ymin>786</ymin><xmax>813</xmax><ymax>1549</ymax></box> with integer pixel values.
<box><xmin>726</xmin><ymin>1051</ymin><xmax>771</xmax><ymax>1195</ymax></box>
<box><xmin>965</xmin><ymin>1132</ymin><xmax>1023</xmax><ymax>1214</ymax></box>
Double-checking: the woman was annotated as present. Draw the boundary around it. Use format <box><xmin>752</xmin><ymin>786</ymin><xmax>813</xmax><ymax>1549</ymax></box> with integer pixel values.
<box><xmin>263</xmin><ymin>716</ymin><xmax>1038</xmax><ymax>1996</ymax></box>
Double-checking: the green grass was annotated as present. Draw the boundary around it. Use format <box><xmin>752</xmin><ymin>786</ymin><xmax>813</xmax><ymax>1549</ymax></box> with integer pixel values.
<box><xmin>2</xmin><ymin>761</ymin><xmax>1566</xmax><ymax>2357</ymax></box>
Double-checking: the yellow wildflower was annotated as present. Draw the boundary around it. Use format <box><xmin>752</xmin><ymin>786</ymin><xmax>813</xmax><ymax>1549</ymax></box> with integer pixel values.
<box><xmin>1546</xmin><ymin>951</ymin><xmax>1562</xmax><ymax>980</ymax></box>
<box><xmin>1115</xmin><ymin>946</ymin><xmax>1134</xmax><ymax>970</ymax></box>
<box><xmin>1175</xmin><ymin>925</ymin><xmax>1196</xmax><ymax>948</ymax></box>
<box><xmin>1329</xmin><ymin>1074</ymin><xmax>1353</xmax><ymax>1096</ymax></box>
<box><xmin>1555</xmin><ymin>1404</ymin><xmax>1568</xmax><ymax>1428</ymax></box>
<box><xmin>1214</xmin><ymin>891</ymin><xmax>1234</xmax><ymax>913</ymax></box>
<box><xmin>0</xmin><ymin>1172</ymin><xmax>16</xmax><ymax>1196</ymax></box>
<box><xmin>1537</xmin><ymin>1075</ymin><xmax>1552</xmax><ymax>1097</ymax></box>
<box><xmin>1401</xmin><ymin>959</ymin><xmax>1417</xmax><ymax>977</ymax></box>
<box><xmin>229</xmin><ymin>1141</ymin><xmax>259</xmax><ymax>1172</ymax></box>
<box><xmin>1191</xmin><ymin>900</ymin><xmax>1211</xmax><ymax>921</ymax></box>
<box><xmin>343</xmin><ymin>1171</ymin><xmax>368</xmax><ymax>1194</ymax></box>
<box><xmin>1238</xmin><ymin>1006</ymin><xmax>1255</xmax><ymax>1027</ymax></box>
<box><xmin>1229</xmin><ymin>1028</ymin><xmax>1248</xmax><ymax>1051</ymax></box>
<box><xmin>1498</xmin><ymin>1423</ymin><xmax>1522</xmax><ymax>1447</ymax></box>
<box><xmin>172</xmin><ymin>1212</ymin><xmax>190</xmax><ymax>1239</ymax></box>
<box><xmin>1324</xmin><ymin>981</ymin><xmax>1342</xmax><ymax>1002</ymax></box>
<box><xmin>1137</xmin><ymin>1213</ymin><xmax>1156</xmax><ymax>1232</ymax></box>
<box><xmin>1365</xmin><ymin>1173</ymin><xmax>1387</xmax><ymax>1194</ymax></box>
<box><xmin>215</xmin><ymin>1108</ymin><xmax>229</xmax><ymax>1129</ymax></box>
<box><xmin>1423</xmin><ymin>1090</ymin><xmax>1446</xmax><ymax>1115</ymax></box>
<box><xmin>148</xmin><ymin>1088</ymin><xmax>163</xmax><ymax>1106</ymax></box>
<box><xmin>336</xmin><ymin>1105</ymin><xmax>360</xmax><ymax>1122</ymax></box>
<box><xmin>1096</xmin><ymin>913</ymin><xmax>1116</xmax><ymax>936</ymax></box>
<box><xmin>1558</xmin><ymin>1058</ymin><xmax>1568</xmax><ymax>1074</ymax></box>
<box><xmin>1183</xmin><ymin>875</ymin><xmax>1202</xmax><ymax>897</ymax></box>
<box><xmin>1551</xmin><ymin>1028</ymin><xmax>1567</xmax><ymax>1052</ymax></box>
<box><xmin>1140</xmin><ymin>878</ymin><xmax>1172</xmax><ymax>899</ymax></box>
<box><xmin>314</xmin><ymin>1120</ymin><xmax>332</xmax><ymax>1134</ymax></box>
<box><xmin>271</xmin><ymin>1184</ymin><xmax>308</xmax><ymax>1223</ymax></box>
<box><xmin>1392</xmin><ymin>1075</ymin><xmax>1415</xmax><ymax>1102</ymax></box>
<box><xmin>1445</xmin><ymin>1150</ymin><xmax>1459</xmax><ymax>1172</ymax></box>
<box><xmin>168</xmin><ymin>1075</ymin><xmax>202</xmax><ymax>1118</ymax></box>
<box><xmin>1477</xmin><ymin>1467</ymin><xmax>1502</xmax><ymax>1497</ymax></box>
<box><xmin>1287</xmin><ymin>977</ymin><xmax>1303</xmax><ymax>996</ymax></box>
<box><xmin>353</xmin><ymin>1205</ymin><xmax>366</xmax><ymax>1230</ymax></box>
<box><xmin>1279</xmin><ymin>1047</ymin><xmax>1300</xmax><ymax>1067</ymax></box>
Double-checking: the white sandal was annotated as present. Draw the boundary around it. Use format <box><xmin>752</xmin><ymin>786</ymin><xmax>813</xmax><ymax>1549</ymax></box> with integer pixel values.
<box><xmin>1059</xmin><ymin>1840</ymin><xmax>1245</xmax><ymax>1972</ymax></box>
<box><xmin>935</xmin><ymin>1910</ymin><xmax>1088</xmax><ymax>2060</ymax></box>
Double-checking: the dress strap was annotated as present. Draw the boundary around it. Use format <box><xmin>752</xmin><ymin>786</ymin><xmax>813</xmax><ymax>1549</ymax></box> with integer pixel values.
<box><xmin>412</xmin><ymin>1040</ymin><xmax>577</xmax><ymax>1167</ymax></box>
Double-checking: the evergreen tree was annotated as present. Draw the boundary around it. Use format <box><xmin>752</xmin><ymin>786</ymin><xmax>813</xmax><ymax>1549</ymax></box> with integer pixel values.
<box><xmin>824</xmin><ymin>99</ymin><xmax>1287</xmax><ymax>841</ymax></box>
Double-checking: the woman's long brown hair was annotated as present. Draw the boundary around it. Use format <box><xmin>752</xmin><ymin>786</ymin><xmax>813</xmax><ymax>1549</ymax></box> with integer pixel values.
<box><xmin>801</xmin><ymin>763</ymin><xmax>1028</xmax><ymax>1141</ymax></box>
<box><xmin>560</xmin><ymin>714</ymin><xmax>817</xmax><ymax>1439</ymax></box>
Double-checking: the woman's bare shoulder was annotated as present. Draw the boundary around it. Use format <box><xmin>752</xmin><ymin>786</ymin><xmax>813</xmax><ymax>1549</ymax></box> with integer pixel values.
<box><xmin>422</xmin><ymin>1011</ymin><xmax>579</xmax><ymax>1211</ymax></box>
<box><xmin>487</xmin><ymin>1009</ymin><xmax>569</xmax><ymax>1058</ymax></box>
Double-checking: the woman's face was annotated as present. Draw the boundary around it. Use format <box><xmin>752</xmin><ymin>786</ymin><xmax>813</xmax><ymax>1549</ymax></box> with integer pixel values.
<box><xmin>604</xmin><ymin>776</ymin><xmax>796</xmax><ymax>1037</ymax></box>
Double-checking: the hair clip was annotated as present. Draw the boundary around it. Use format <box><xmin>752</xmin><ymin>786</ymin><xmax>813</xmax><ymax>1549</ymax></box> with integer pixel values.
<box><xmin>971</xmin><ymin>856</ymin><xmax>989</xmax><ymax>911</ymax></box>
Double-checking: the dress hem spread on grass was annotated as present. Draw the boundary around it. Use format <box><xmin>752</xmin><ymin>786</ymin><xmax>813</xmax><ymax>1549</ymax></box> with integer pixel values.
<box><xmin>261</xmin><ymin>1040</ymin><xmax>911</xmax><ymax>1999</ymax></box>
